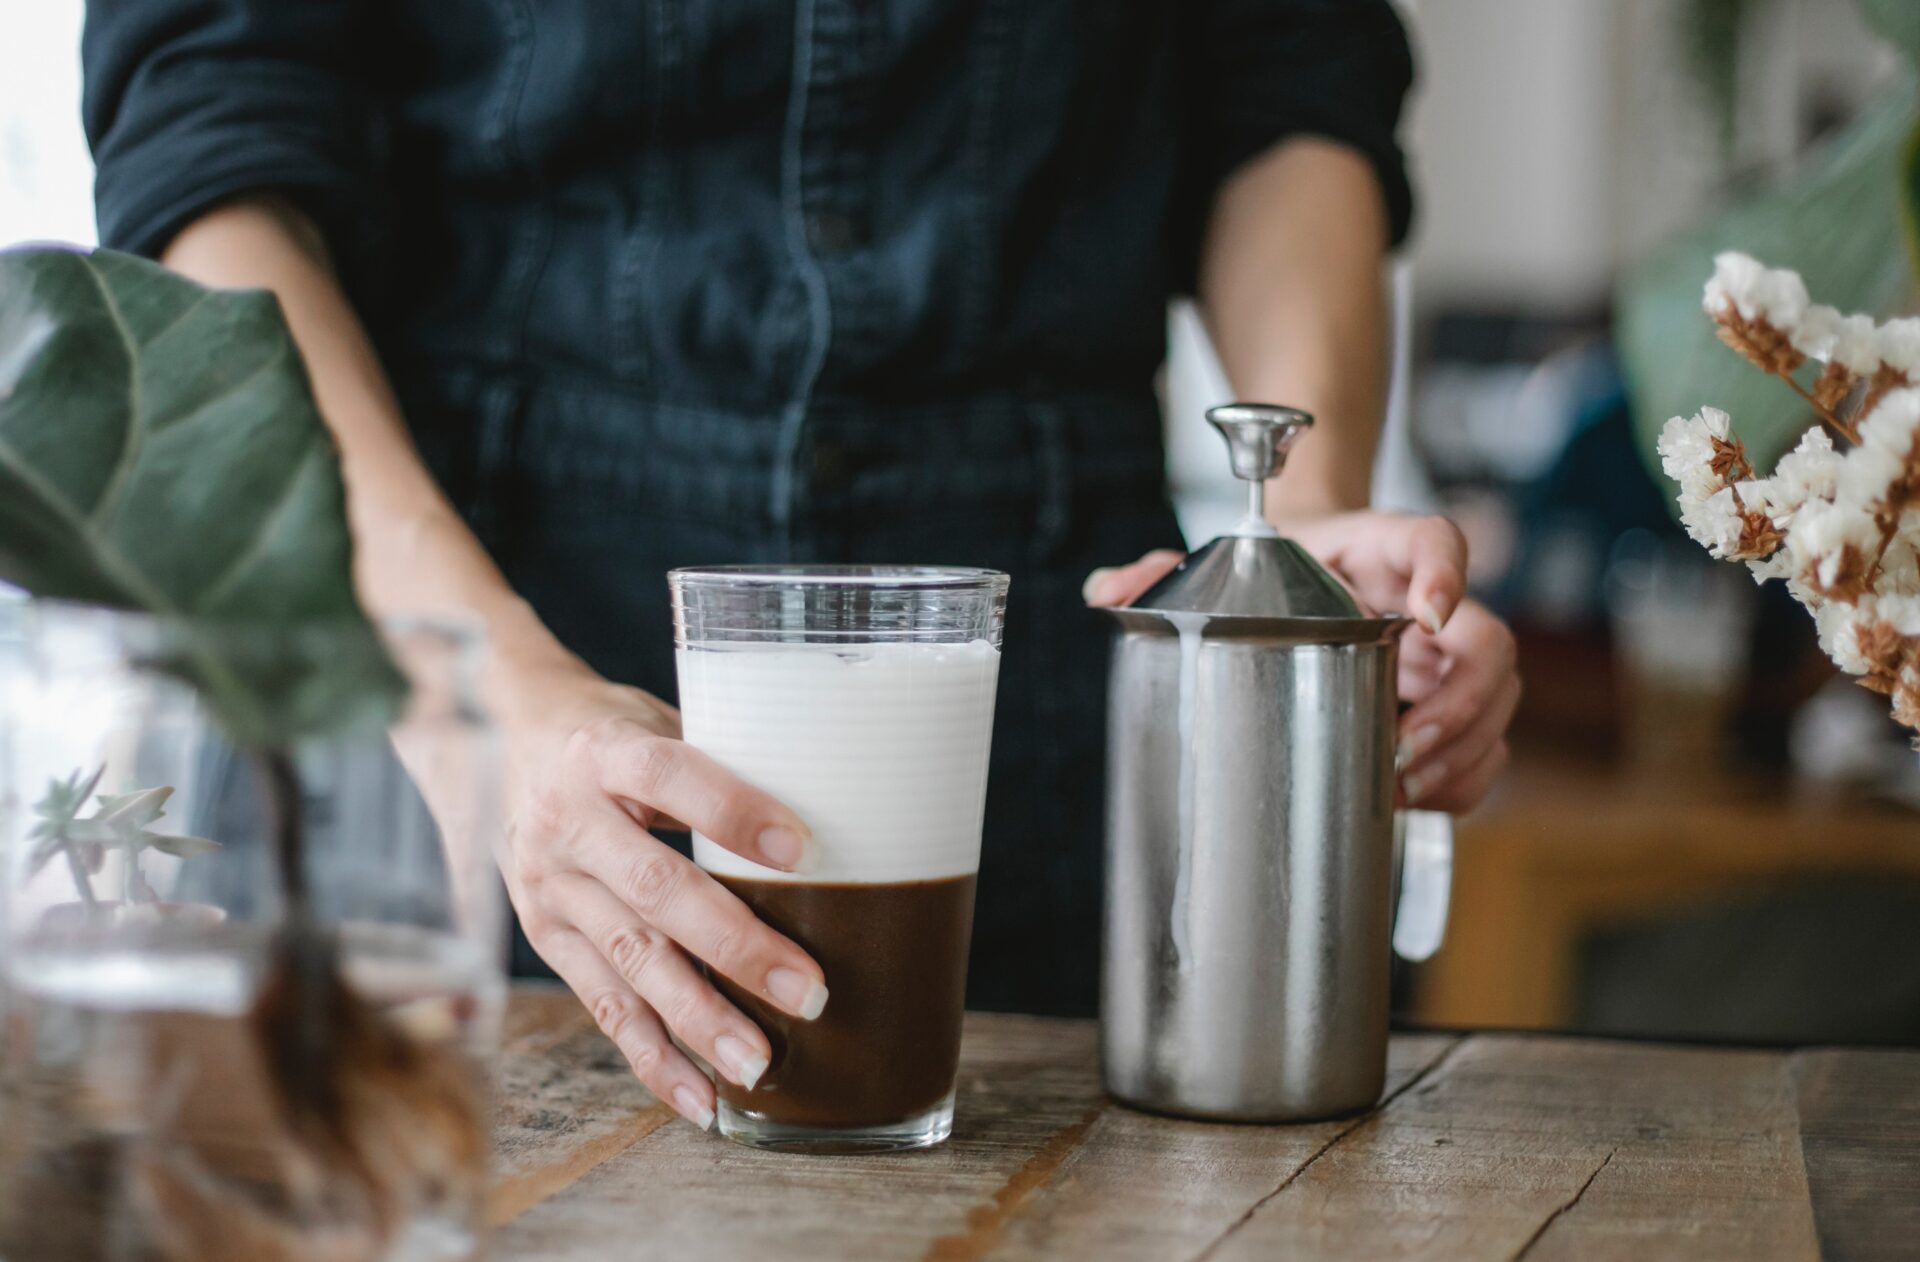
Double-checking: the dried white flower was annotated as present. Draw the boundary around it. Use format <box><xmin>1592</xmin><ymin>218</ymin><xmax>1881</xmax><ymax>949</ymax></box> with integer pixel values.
<box><xmin>1814</xmin><ymin>601</ymin><xmax>1873</xmax><ymax>675</ymax></box>
<box><xmin>1771</xmin><ymin>426</ymin><xmax>1842</xmax><ymax>510</ymax></box>
<box><xmin>1787</xmin><ymin>498</ymin><xmax>1882</xmax><ymax>595</ymax></box>
<box><xmin>1782</xmin><ymin>304</ymin><xmax>1878</xmax><ymax>368</ymax></box>
<box><xmin>1838</xmin><ymin>389</ymin><xmax>1920</xmax><ymax>507</ymax></box>
<box><xmin>1791</xmin><ymin>305</ymin><xmax>1877</xmax><ymax>369</ymax></box>
<box><xmin>1786</xmin><ymin>576</ymin><xmax>1826</xmax><ymax>614</ymax></box>
<box><xmin>1703</xmin><ymin>251</ymin><xmax>1810</xmax><ymax>329</ymax></box>
<box><xmin>1857</xmin><ymin>387</ymin><xmax>1920</xmax><ymax>458</ymax></box>
<box><xmin>1839</xmin><ymin>441</ymin><xmax>1908</xmax><ymax>509</ymax></box>
<box><xmin>1792</xmin><ymin>304</ymin><xmax>1841</xmax><ymax>359</ymax></box>
<box><xmin>1878</xmin><ymin>522</ymin><xmax>1920</xmax><ymax>594</ymax></box>
<box><xmin>1658</xmin><ymin>407</ymin><xmax>1734</xmax><ymax>501</ymax></box>
<box><xmin>1830</xmin><ymin>312</ymin><xmax>1884</xmax><ymax>375</ymax></box>
<box><xmin>1876</xmin><ymin>318</ymin><xmax>1920</xmax><ymax>379</ymax></box>
<box><xmin>1732</xmin><ymin>477</ymin><xmax>1780</xmax><ymax>517</ymax></box>
<box><xmin>1679</xmin><ymin>485</ymin><xmax>1747</xmax><ymax>559</ymax></box>
<box><xmin>1681</xmin><ymin>253</ymin><xmax>1920</xmax><ymax>737</ymax></box>
<box><xmin>1874</xmin><ymin>592</ymin><xmax>1920</xmax><ymax>634</ymax></box>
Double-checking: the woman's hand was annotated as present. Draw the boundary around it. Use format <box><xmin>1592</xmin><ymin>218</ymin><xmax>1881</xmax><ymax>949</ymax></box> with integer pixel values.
<box><xmin>1082</xmin><ymin>512</ymin><xmax>1519</xmax><ymax>813</ymax></box>
<box><xmin>493</xmin><ymin>659</ymin><xmax>829</xmax><ymax>1131</ymax></box>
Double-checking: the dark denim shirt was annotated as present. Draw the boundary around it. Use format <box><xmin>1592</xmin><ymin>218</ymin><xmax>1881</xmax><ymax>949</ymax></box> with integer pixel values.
<box><xmin>84</xmin><ymin>1</ymin><xmax>1411</xmax><ymax>418</ymax></box>
<box><xmin>81</xmin><ymin>0</ymin><xmax>1414</xmax><ymax>1014</ymax></box>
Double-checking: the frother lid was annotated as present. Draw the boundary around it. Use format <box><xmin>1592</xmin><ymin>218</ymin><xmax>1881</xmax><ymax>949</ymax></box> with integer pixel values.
<box><xmin>1131</xmin><ymin>533</ymin><xmax>1366</xmax><ymax>620</ymax></box>
<box><xmin>1122</xmin><ymin>404</ymin><xmax>1402</xmax><ymax>635</ymax></box>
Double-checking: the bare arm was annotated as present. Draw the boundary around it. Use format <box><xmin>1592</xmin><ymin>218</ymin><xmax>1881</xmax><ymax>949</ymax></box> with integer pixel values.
<box><xmin>160</xmin><ymin>196</ymin><xmax>825</xmax><ymax>1128</ymax></box>
<box><xmin>162</xmin><ymin>197</ymin><xmax>574</xmax><ymax>687</ymax></box>
<box><xmin>1197</xmin><ymin>137</ymin><xmax>1391</xmax><ymax>519</ymax></box>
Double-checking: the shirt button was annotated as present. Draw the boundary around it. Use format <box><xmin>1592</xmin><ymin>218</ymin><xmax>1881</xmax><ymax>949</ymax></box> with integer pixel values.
<box><xmin>807</xmin><ymin>210</ymin><xmax>864</xmax><ymax>256</ymax></box>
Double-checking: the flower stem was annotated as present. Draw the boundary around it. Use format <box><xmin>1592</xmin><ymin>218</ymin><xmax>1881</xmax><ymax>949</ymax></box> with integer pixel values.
<box><xmin>1778</xmin><ymin>371</ymin><xmax>1860</xmax><ymax>444</ymax></box>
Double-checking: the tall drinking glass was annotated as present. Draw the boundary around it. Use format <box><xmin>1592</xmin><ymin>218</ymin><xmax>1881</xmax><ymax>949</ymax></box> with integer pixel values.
<box><xmin>669</xmin><ymin>565</ymin><xmax>1007</xmax><ymax>1153</ymax></box>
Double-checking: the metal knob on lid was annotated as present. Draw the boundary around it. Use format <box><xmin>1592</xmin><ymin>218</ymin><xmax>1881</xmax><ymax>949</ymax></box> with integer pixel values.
<box><xmin>1207</xmin><ymin>402</ymin><xmax>1313</xmax><ymax>483</ymax></box>
<box><xmin>1123</xmin><ymin>402</ymin><xmax>1372</xmax><ymax>626</ymax></box>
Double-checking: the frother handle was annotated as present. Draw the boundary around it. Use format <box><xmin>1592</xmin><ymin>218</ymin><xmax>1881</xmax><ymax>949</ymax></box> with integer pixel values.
<box><xmin>1391</xmin><ymin>809</ymin><xmax>1453</xmax><ymax>962</ymax></box>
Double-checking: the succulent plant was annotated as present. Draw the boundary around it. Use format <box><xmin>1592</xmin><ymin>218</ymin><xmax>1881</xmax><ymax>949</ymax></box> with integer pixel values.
<box><xmin>28</xmin><ymin>765</ymin><xmax>220</xmax><ymax>912</ymax></box>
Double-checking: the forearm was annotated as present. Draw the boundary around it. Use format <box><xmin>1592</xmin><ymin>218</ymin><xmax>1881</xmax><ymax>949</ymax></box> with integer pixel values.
<box><xmin>1197</xmin><ymin>137</ymin><xmax>1392</xmax><ymax>519</ymax></box>
<box><xmin>161</xmin><ymin>197</ymin><xmax>581</xmax><ymax>693</ymax></box>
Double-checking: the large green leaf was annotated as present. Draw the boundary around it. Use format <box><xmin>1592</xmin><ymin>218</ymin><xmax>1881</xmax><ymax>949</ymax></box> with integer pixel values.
<box><xmin>0</xmin><ymin>246</ymin><xmax>403</xmax><ymax>745</ymax></box>
<box><xmin>1617</xmin><ymin>81</ymin><xmax>1919</xmax><ymax>479</ymax></box>
<box><xmin>1860</xmin><ymin>0</ymin><xmax>1920</xmax><ymax>281</ymax></box>
<box><xmin>1856</xmin><ymin>0</ymin><xmax>1920</xmax><ymax>65</ymax></box>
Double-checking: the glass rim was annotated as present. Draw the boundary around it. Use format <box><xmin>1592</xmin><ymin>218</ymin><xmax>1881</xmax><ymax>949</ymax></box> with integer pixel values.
<box><xmin>669</xmin><ymin>564</ymin><xmax>1009</xmax><ymax>592</ymax></box>
<box><xmin>7</xmin><ymin>595</ymin><xmax>485</xmax><ymax>650</ymax></box>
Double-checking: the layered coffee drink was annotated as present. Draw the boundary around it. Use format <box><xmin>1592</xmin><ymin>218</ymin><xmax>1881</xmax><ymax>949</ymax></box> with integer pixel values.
<box><xmin>671</xmin><ymin>568</ymin><xmax>1006</xmax><ymax>1152</ymax></box>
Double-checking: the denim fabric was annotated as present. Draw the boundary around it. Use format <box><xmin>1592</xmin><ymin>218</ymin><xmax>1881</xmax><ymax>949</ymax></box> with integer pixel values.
<box><xmin>83</xmin><ymin>0</ymin><xmax>1415</xmax><ymax>1014</ymax></box>
<box><xmin>86</xmin><ymin>1</ymin><xmax>1415</xmax><ymax>413</ymax></box>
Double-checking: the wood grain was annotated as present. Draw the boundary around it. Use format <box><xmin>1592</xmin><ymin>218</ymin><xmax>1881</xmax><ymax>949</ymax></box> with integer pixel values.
<box><xmin>486</xmin><ymin>988</ymin><xmax>1919</xmax><ymax>1261</ymax></box>
<box><xmin>487</xmin><ymin>984</ymin><xmax>672</xmax><ymax>1226</ymax></box>
<box><xmin>495</xmin><ymin>1012</ymin><xmax>1108</xmax><ymax>1262</ymax></box>
<box><xmin>980</xmin><ymin>1036</ymin><xmax>1461</xmax><ymax>1262</ymax></box>
<box><xmin>1204</xmin><ymin>1036</ymin><xmax>1820</xmax><ymax>1261</ymax></box>
<box><xmin>1792</xmin><ymin>1049</ymin><xmax>1920</xmax><ymax>1262</ymax></box>
<box><xmin>921</xmin><ymin>1106</ymin><xmax>1104</xmax><ymax>1262</ymax></box>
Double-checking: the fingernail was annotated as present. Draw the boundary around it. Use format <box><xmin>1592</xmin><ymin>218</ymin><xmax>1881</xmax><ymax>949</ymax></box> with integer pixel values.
<box><xmin>671</xmin><ymin>1085</ymin><xmax>714</xmax><ymax>1132</ymax></box>
<box><xmin>1081</xmin><ymin>568</ymin><xmax>1116</xmax><ymax>605</ymax></box>
<box><xmin>1400</xmin><ymin>723</ymin><xmax>1444</xmax><ymax>765</ymax></box>
<box><xmin>757</xmin><ymin>825</ymin><xmax>808</xmax><ymax>870</ymax></box>
<box><xmin>767</xmin><ymin>968</ymin><xmax>829</xmax><ymax>1021</ymax></box>
<box><xmin>1418</xmin><ymin>598</ymin><xmax>1449</xmax><ymax>635</ymax></box>
<box><xmin>1403</xmin><ymin>764</ymin><xmax>1441</xmax><ymax>805</ymax></box>
<box><xmin>713</xmin><ymin>1033</ymin><xmax>769</xmax><ymax>1091</ymax></box>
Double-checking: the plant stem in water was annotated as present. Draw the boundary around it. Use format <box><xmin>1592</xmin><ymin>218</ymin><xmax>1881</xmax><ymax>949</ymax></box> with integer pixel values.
<box><xmin>62</xmin><ymin>846</ymin><xmax>98</xmax><ymax>915</ymax></box>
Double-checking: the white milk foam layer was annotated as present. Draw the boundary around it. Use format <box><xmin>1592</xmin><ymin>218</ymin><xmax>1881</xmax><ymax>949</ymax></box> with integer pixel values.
<box><xmin>677</xmin><ymin>639</ymin><xmax>1001</xmax><ymax>884</ymax></box>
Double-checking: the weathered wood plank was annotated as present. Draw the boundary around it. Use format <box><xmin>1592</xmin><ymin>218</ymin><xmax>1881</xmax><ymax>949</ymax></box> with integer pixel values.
<box><xmin>496</xmin><ymin>1012</ymin><xmax>1107</xmax><ymax>1261</ymax></box>
<box><xmin>487</xmin><ymin>984</ymin><xmax>672</xmax><ymax>1226</ymax></box>
<box><xmin>1792</xmin><ymin>1049</ymin><xmax>1920</xmax><ymax>1262</ymax></box>
<box><xmin>489</xmin><ymin>993</ymin><xmax>1920</xmax><ymax>1262</ymax></box>
<box><xmin>1205</xmin><ymin>1036</ymin><xmax>1820</xmax><ymax>1261</ymax></box>
<box><xmin>978</xmin><ymin>1035</ymin><xmax>1461</xmax><ymax>1261</ymax></box>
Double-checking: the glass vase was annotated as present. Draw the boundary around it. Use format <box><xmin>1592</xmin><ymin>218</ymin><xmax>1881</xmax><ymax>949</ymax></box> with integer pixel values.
<box><xmin>0</xmin><ymin>601</ymin><xmax>504</xmax><ymax>1262</ymax></box>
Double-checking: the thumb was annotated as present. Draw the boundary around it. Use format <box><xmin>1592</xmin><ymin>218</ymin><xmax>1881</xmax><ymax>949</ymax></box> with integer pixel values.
<box><xmin>1082</xmin><ymin>549</ymin><xmax>1186</xmax><ymax>608</ymax></box>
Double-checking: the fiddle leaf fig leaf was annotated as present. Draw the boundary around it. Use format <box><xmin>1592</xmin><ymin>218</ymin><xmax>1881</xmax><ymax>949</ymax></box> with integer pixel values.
<box><xmin>1856</xmin><ymin>0</ymin><xmax>1920</xmax><ymax>68</ymax></box>
<box><xmin>0</xmin><ymin>246</ymin><xmax>403</xmax><ymax>745</ymax></box>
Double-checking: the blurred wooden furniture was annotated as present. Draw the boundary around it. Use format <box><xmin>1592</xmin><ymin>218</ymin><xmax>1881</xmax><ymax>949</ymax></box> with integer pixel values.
<box><xmin>1412</xmin><ymin>755</ymin><xmax>1920</xmax><ymax>1030</ymax></box>
<box><xmin>491</xmin><ymin>985</ymin><xmax>1917</xmax><ymax>1260</ymax></box>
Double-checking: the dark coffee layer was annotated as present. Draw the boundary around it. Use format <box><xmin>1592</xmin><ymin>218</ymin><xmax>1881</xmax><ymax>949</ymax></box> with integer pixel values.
<box><xmin>710</xmin><ymin>873</ymin><xmax>977</xmax><ymax>1129</ymax></box>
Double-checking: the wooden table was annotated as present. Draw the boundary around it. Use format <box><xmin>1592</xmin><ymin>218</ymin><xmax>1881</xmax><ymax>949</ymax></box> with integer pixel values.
<box><xmin>487</xmin><ymin>986</ymin><xmax>1917</xmax><ymax>1260</ymax></box>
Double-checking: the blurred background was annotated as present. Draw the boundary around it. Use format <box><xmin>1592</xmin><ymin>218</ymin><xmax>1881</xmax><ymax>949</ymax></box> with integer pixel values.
<box><xmin>6</xmin><ymin>0</ymin><xmax>1917</xmax><ymax>1043</ymax></box>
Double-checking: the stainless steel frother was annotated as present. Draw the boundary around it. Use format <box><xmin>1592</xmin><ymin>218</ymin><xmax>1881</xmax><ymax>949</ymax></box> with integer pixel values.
<box><xmin>1100</xmin><ymin>403</ymin><xmax>1450</xmax><ymax>1121</ymax></box>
